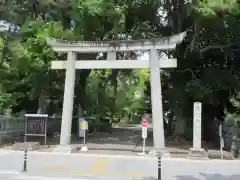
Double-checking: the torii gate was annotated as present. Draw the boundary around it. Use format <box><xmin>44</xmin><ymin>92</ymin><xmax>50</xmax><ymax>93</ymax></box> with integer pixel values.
<box><xmin>46</xmin><ymin>32</ymin><xmax>186</xmax><ymax>153</ymax></box>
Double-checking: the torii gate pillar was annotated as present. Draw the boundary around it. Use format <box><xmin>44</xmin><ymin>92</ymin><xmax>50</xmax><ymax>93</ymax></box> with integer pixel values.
<box><xmin>57</xmin><ymin>52</ymin><xmax>76</xmax><ymax>150</ymax></box>
<box><xmin>149</xmin><ymin>48</ymin><xmax>165</xmax><ymax>155</ymax></box>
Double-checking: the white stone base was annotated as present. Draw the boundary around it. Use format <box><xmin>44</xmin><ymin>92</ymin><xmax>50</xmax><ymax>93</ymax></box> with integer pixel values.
<box><xmin>54</xmin><ymin>145</ymin><xmax>75</xmax><ymax>153</ymax></box>
<box><xmin>80</xmin><ymin>146</ymin><xmax>88</xmax><ymax>152</ymax></box>
<box><xmin>188</xmin><ymin>148</ymin><xmax>209</xmax><ymax>159</ymax></box>
<box><xmin>13</xmin><ymin>142</ymin><xmax>40</xmax><ymax>151</ymax></box>
<box><xmin>149</xmin><ymin>149</ymin><xmax>171</xmax><ymax>158</ymax></box>
<box><xmin>138</xmin><ymin>152</ymin><xmax>147</xmax><ymax>156</ymax></box>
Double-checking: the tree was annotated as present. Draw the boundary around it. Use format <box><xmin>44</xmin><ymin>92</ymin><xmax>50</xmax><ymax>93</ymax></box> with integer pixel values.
<box><xmin>1</xmin><ymin>0</ymin><xmax>240</xmax><ymax>147</ymax></box>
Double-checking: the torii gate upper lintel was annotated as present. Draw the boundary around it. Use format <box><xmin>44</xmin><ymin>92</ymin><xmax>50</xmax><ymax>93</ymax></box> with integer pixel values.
<box><xmin>46</xmin><ymin>32</ymin><xmax>186</xmax><ymax>153</ymax></box>
<box><xmin>46</xmin><ymin>32</ymin><xmax>186</xmax><ymax>52</ymax></box>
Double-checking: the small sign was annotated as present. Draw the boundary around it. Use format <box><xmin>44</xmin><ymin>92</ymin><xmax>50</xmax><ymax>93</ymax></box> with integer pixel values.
<box><xmin>142</xmin><ymin>127</ymin><xmax>147</xmax><ymax>138</ymax></box>
<box><xmin>193</xmin><ymin>102</ymin><xmax>202</xmax><ymax>149</ymax></box>
<box><xmin>194</xmin><ymin>102</ymin><xmax>202</xmax><ymax>122</ymax></box>
<box><xmin>220</xmin><ymin>138</ymin><xmax>224</xmax><ymax>148</ymax></box>
<box><xmin>80</xmin><ymin>121</ymin><xmax>88</xmax><ymax>130</ymax></box>
<box><xmin>142</xmin><ymin>119</ymin><xmax>149</xmax><ymax>128</ymax></box>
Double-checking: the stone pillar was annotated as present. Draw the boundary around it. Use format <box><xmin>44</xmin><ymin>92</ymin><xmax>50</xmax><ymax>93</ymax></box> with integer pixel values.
<box><xmin>56</xmin><ymin>52</ymin><xmax>76</xmax><ymax>153</ymax></box>
<box><xmin>107</xmin><ymin>51</ymin><xmax>116</xmax><ymax>60</ymax></box>
<box><xmin>193</xmin><ymin>102</ymin><xmax>202</xmax><ymax>149</ymax></box>
<box><xmin>149</xmin><ymin>48</ymin><xmax>169</xmax><ymax>156</ymax></box>
<box><xmin>188</xmin><ymin>102</ymin><xmax>208</xmax><ymax>159</ymax></box>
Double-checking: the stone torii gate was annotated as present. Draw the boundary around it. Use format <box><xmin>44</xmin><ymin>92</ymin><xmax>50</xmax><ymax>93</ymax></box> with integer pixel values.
<box><xmin>46</xmin><ymin>32</ymin><xmax>185</xmax><ymax>153</ymax></box>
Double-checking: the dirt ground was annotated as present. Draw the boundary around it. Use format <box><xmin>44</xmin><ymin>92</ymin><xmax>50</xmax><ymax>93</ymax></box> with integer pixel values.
<box><xmin>0</xmin><ymin>126</ymin><xmax>234</xmax><ymax>159</ymax></box>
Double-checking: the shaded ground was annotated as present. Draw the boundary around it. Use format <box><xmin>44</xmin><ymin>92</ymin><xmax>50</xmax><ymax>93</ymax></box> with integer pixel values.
<box><xmin>176</xmin><ymin>174</ymin><xmax>240</xmax><ymax>180</ymax></box>
<box><xmin>0</xmin><ymin>124</ymin><xmax>234</xmax><ymax>159</ymax></box>
<box><xmin>163</xmin><ymin>158</ymin><xmax>240</xmax><ymax>180</ymax></box>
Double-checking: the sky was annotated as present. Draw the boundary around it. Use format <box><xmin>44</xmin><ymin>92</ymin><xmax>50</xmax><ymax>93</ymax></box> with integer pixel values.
<box><xmin>139</xmin><ymin>52</ymin><xmax>149</xmax><ymax>60</ymax></box>
<box><xmin>0</xmin><ymin>20</ymin><xmax>19</xmax><ymax>33</ymax></box>
<box><xmin>139</xmin><ymin>51</ymin><xmax>168</xmax><ymax>60</ymax></box>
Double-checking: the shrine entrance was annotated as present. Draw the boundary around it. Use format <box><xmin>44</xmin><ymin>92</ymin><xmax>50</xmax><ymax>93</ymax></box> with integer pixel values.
<box><xmin>46</xmin><ymin>32</ymin><xmax>185</xmax><ymax>153</ymax></box>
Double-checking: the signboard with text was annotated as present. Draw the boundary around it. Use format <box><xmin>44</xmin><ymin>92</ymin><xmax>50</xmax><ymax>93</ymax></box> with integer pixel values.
<box><xmin>193</xmin><ymin>102</ymin><xmax>202</xmax><ymax>149</ymax></box>
<box><xmin>142</xmin><ymin>127</ymin><xmax>147</xmax><ymax>138</ymax></box>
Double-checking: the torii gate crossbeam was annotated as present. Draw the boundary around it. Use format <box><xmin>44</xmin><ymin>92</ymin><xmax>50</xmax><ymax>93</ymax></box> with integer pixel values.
<box><xmin>51</xmin><ymin>59</ymin><xmax>177</xmax><ymax>69</ymax></box>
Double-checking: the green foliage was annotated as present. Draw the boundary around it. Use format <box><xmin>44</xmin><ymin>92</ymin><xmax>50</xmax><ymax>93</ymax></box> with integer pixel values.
<box><xmin>227</xmin><ymin>91</ymin><xmax>240</xmax><ymax>123</ymax></box>
<box><xmin>0</xmin><ymin>93</ymin><xmax>12</xmax><ymax>109</ymax></box>
<box><xmin>0</xmin><ymin>0</ymin><xmax>239</xmax><ymax>141</ymax></box>
<box><xmin>10</xmin><ymin>19</ymin><xmax>71</xmax><ymax>102</ymax></box>
<box><xmin>0</xmin><ymin>92</ymin><xmax>23</xmax><ymax>110</ymax></box>
<box><xmin>230</xmin><ymin>92</ymin><xmax>240</xmax><ymax>113</ymax></box>
<box><xmin>195</xmin><ymin>0</ymin><xmax>240</xmax><ymax>17</ymax></box>
<box><xmin>85</xmin><ymin>69</ymin><xmax>149</xmax><ymax>120</ymax></box>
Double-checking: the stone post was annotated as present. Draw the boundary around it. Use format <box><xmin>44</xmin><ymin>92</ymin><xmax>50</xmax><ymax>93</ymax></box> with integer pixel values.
<box><xmin>55</xmin><ymin>52</ymin><xmax>76</xmax><ymax>152</ymax></box>
<box><xmin>149</xmin><ymin>48</ymin><xmax>168</xmax><ymax>156</ymax></box>
<box><xmin>188</xmin><ymin>102</ymin><xmax>208</xmax><ymax>159</ymax></box>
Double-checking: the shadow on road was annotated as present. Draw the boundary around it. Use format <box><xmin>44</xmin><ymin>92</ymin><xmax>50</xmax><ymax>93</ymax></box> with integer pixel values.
<box><xmin>176</xmin><ymin>173</ymin><xmax>240</xmax><ymax>180</ymax></box>
<box><xmin>132</xmin><ymin>177</ymin><xmax>156</xmax><ymax>180</ymax></box>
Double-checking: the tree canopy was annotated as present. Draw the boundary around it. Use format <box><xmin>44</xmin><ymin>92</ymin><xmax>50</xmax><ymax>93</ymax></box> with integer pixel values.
<box><xmin>0</xmin><ymin>0</ymin><xmax>240</xmax><ymax>140</ymax></box>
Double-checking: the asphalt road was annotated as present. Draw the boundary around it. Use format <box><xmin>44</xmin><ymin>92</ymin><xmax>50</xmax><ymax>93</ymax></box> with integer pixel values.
<box><xmin>0</xmin><ymin>150</ymin><xmax>157</xmax><ymax>180</ymax></box>
<box><xmin>1</xmin><ymin>150</ymin><xmax>240</xmax><ymax>180</ymax></box>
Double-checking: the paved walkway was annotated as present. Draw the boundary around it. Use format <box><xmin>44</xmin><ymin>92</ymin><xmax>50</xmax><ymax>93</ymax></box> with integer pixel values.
<box><xmin>0</xmin><ymin>150</ymin><xmax>240</xmax><ymax>179</ymax></box>
<box><xmin>0</xmin><ymin>172</ymin><xmax>158</xmax><ymax>180</ymax></box>
<box><xmin>0</xmin><ymin>150</ymin><xmax>157</xmax><ymax>179</ymax></box>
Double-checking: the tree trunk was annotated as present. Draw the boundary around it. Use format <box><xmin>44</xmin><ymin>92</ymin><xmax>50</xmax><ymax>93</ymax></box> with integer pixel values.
<box><xmin>174</xmin><ymin>116</ymin><xmax>185</xmax><ymax>136</ymax></box>
<box><xmin>37</xmin><ymin>93</ymin><xmax>48</xmax><ymax>114</ymax></box>
<box><xmin>110</xmin><ymin>69</ymin><xmax>119</xmax><ymax>117</ymax></box>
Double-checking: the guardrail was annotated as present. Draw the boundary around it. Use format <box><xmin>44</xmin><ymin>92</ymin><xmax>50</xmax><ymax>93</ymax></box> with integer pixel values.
<box><xmin>213</xmin><ymin>120</ymin><xmax>240</xmax><ymax>158</ymax></box>
<box><xmin>0</xmin><ymin>115</ymin><xmax>62</xmax><ymax>145</ymax></box>
<box><xmin>0</xmin><ymin>115</ymin><xmax>25</xmax><ymax>144</ymax></box>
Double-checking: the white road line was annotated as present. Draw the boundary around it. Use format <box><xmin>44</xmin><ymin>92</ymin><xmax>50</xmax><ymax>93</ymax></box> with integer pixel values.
<box><xmin>33</xmin><ymin>152</ymin><xmax>157</xmax><ymax>160</ymax></box>
<box><xmin>0</xmin><ymin>170</ymin><xmax>21</xmax><ymax>175</ymax></box>
<box><xmin>15</xmin><ymin>175</ymin><xmax>88</xmax><ymax>180</ymax></box>
<box><xmin>0</xmin><ymin>150</ymin><xmax>13</xmax><ymax>156</ymax></box>
<box><xmin>0</xmin><ymin>150</ymin><xmax>19</xmax><ymax>154</ymax></box>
